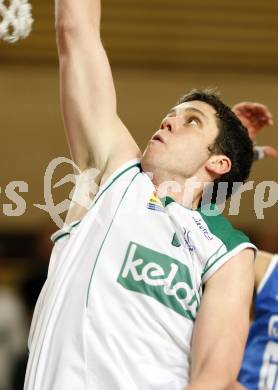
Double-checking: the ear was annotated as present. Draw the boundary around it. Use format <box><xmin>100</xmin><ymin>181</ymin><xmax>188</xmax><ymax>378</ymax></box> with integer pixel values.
<box><xmin>205</xmin><ymin>155</ymin><xmax>232</xmax><ymax>177</ymax></box>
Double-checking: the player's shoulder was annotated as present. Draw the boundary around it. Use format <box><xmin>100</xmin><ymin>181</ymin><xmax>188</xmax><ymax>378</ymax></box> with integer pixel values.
<box><xmin>197</xmin><ymin>203</ymin><xmax>251</xmax><ymax>250</ymax></box>
<box><xmin>99</xmin><ymin>157</ymin><xmax>142</xmax><ymax>187</ymax></box>
<box><xmin>196</xmin><ymin>205</ymin><xmax>255</xmax><ymax>284</ymax></box>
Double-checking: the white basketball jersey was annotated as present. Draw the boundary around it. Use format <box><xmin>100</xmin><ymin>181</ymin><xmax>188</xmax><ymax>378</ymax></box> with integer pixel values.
<box><xmin>24</xmin><ymin>159</ymin><xmax>255</xmax><ymax>390</ymax></box>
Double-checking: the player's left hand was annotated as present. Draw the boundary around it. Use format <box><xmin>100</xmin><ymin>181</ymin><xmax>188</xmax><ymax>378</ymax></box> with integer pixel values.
<box><xmin>232</xmin><ymin>101</ymin><xmax>278</xmax><ymax>159</ymax></box>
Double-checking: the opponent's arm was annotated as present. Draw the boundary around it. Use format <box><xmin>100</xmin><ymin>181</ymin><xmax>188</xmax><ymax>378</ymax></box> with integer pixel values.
<box><xmin>55</xmin><ymin>0</ymin><xmax>141</xmax><ymax>176</ymax></box>
<box><xmin>186</xmin><ymin>249</ymin><xmax>254</xmax><ymax>390</ymax></box>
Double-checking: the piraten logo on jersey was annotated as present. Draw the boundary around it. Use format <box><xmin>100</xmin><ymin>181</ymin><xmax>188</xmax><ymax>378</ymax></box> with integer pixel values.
<box><xmin>146</xmin><ymin>192</ymin><xmax>165</xmax><ymax>212</ymax></box>
<box><xmin>183</xmin><ymin>229</ymin><xmax>195</xmax><ymax>252</ymax></box>
<box><xmin>117</xmin><ymin>242</ymin><xmax>199</xmax><ymax>320</ymax></box>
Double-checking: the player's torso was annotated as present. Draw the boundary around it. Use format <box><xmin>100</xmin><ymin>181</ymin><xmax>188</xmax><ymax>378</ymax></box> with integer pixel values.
<box><xmin>25</xmin><ymin>160</ymin><xmax>250</xmax><ymax>390</ymax></box>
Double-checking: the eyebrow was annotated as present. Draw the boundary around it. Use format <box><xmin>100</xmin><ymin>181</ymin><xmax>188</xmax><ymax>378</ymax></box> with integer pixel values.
<box><xmin>168</xmin><ymin>106</ymin><xmax>209</xmax><ymax>122</ymax></box>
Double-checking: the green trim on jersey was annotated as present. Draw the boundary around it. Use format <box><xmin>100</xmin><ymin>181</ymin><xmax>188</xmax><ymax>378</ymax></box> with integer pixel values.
<box><xmin>160</xmin><ymin>198</ymin><xmax>250</xmax><ymax>250</ymax></box>
<box><xmin>198</xmin><ymin>205</ymin><xmax>250</xmax><ymax>251</ymax></box>
<box><xmin>52</xmin><ymin>220</ymin><xmax>81</xmax><ymax>244</ymax></box>
<box><xmin>53</xmin><ymin>232</ymin><xmax>70</xmax><ymax>241</ymax></box>
<box><xmin>199</xmin><ymin>204</ymin><xmax>251</xmax><ymax>279</ymax></box>
<box><xmin>171</xmin><ymin>233</ymin><xmax>181</xmax><ymax>248</ymax></box>
<box><xmin>86</xmin><ymin>171</ymin><xmax>141</xmax><ymax>307</ymax></box>
<box><xmin>160</xmin><ymin>196</ymin><xmax>175</xmax><ymax>207</ymax></box>
<box><xmin>89</xmin><ymin>162</ymin><xmax>141</xmax><ymax>210</ymax></box>
<box><xmin>201</xmin><ymin>244</ymin><xmax>225</xmax><ymax>277</ymax></box>
<box><xmin>158</xmin><ymin>198</ymin><xmax>251</xmax><ymax>280</ymax></box>
<box><xmin>53</xmin><ymin>162</ymin><xmax>140</xmax><ymax>244</ymax></box>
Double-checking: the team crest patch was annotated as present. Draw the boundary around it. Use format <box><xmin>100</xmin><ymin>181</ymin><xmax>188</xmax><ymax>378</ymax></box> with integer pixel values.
<box><xmin>117</xmin><ymin>242</ymin><xmax>199</xmax><ymax>320</ymax></box>
<box><xmin>146</xmin><ymin>192</ymin><xmax>165</xmax><ymax>212</ymax></box>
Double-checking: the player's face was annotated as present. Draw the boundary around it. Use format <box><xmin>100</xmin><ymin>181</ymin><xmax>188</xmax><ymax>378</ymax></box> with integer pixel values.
<box><xmin>141</xmin><ymin>100</ymin><xmax>220</xmax><ymax>180</ymax></box>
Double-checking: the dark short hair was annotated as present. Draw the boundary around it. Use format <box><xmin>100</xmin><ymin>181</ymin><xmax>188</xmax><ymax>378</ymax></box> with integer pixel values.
<box><xmin>178</xmin><ymin>88</ymin><xmax>254</xmax><ymax>202</ymax></box>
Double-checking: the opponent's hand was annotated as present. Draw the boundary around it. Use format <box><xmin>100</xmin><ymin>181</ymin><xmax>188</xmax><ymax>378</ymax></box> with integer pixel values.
<box><xmin>232</xmin><ymin>102</ymin><xmax>273</xmax><ymax>140</ymax></box>
<box><xmin>232</xmin><ymin>102</ymin><xmax>278</xmax><ymax>159</ymax></box>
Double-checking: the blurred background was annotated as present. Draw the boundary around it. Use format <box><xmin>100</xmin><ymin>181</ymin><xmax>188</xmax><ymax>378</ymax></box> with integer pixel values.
<box><xmin>0</xmin><ymin>0</ymin><xmax>277</xmax><ymax>388</ymax></box>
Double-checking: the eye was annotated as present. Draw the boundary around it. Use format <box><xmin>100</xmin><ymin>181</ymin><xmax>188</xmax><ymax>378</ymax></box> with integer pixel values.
<box><xmin>186</xmin><ymin>116</ymin><xmax>200</xmax><ymax>127</ymax></box>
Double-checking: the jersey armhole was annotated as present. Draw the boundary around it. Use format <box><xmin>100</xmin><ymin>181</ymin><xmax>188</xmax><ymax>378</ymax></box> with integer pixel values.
<box><xmin>202</xmin><ymin>243</ymin><xmax>257</xmax><ymax>284</ymax></box>
<box><xmin>51</xmin><ymin>159</ymin><xmax>141</xmax><ymax>244</ymax></box>
<box><xmin>257</xmin><ymin>255</ymin><xmax>278</xmax><ymax>294</ymax></box>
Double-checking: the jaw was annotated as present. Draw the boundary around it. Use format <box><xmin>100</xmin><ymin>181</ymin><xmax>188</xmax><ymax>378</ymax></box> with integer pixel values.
<box><xmin>142</xmin><ymin>143</ymin><xmax>214</xmax><ymax>185</ymax></box>
<box><xmin>141</xmin><ymin>145</ymin><xmax>166</xmax><ymax>175</ymax></box>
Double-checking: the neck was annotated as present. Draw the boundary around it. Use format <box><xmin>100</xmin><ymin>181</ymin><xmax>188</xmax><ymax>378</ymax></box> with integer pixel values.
<box><xmin>149</xmin><ymin>170</ymin><xmax>206</xmax><ymax>210</ymax></box>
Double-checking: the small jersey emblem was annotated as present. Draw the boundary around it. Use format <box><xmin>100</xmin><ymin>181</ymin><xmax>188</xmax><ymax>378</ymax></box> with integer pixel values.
<box><xmin>183</xmin><ymin>229</ymin><xmax>195</xmax><ymax>252</ymax></box>
<box><xmin>147</xmin><ymin>192</ymin><xmax>165</xmax><ymax>212</ymax></box>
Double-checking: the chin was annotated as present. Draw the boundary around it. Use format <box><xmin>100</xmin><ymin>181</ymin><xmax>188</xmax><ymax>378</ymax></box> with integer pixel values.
<box><xmin>141</xmin><ymin>148</ymin><xmax>164</xmax><ymax>174</ymax></box>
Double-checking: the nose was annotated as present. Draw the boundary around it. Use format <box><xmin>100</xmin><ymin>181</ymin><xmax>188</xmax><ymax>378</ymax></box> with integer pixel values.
<box><xmin>160</xmin><ymin>117</ymin><xmax>174</xmax><ymax>132</ymax></box>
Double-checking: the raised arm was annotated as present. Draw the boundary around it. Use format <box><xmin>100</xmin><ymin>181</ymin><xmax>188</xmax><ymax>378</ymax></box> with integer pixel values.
<box><xmin>55</xmin><ymin>0</ymin><xmax>141</xmax><ymax>176</ymax></box>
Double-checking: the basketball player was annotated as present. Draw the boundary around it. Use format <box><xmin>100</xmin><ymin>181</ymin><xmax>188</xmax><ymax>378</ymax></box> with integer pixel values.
<box><xmin>24</xmin><ymin>1</ymin><xmax>257</xmax><ymax>389</ymax></box>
